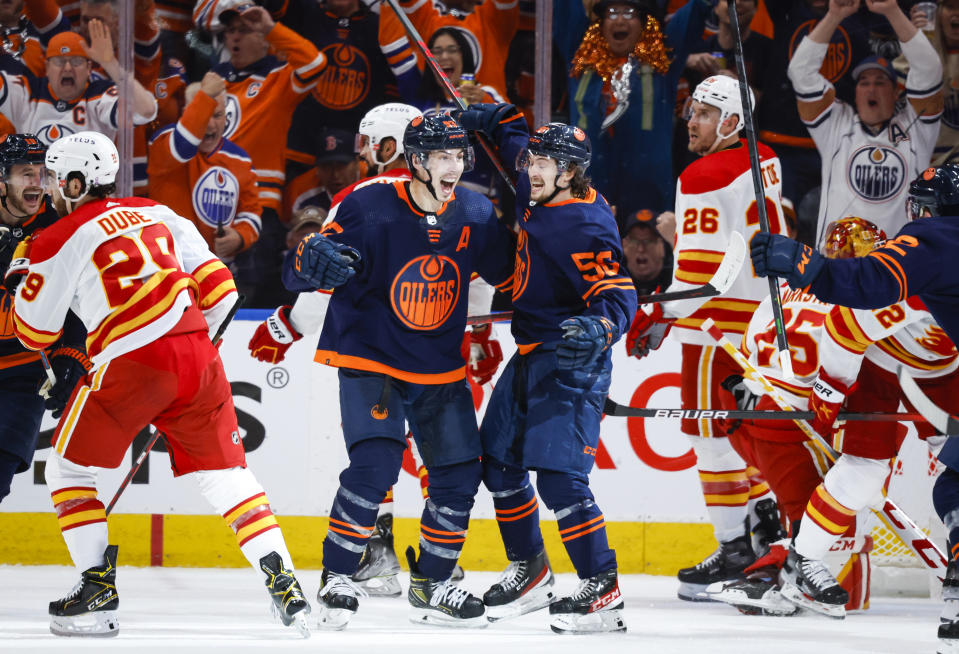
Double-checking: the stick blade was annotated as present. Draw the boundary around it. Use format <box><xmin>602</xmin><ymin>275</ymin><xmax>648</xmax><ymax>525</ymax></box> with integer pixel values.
<box><xmin>709</xmin><ymin>231</ymin><xmax>746</xmax><ymax>296</ymax></box>
<box><xmin>898</xmin><ymin>367</ymin><xmax>958</xmax><ymax>434</ymax></box>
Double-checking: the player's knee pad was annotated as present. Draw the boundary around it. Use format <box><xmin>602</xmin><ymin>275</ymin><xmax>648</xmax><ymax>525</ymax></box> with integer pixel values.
<box><xmin>822</xmin><ymin>454</ymin><xmax>889</xmax><ymax>512</ymax></box>
<box><xmin>934</xmin><ymin>466</ymin><xmax>959</xmax><ymax>529</ymax></box>
<box><xmin>425</xmin><ymin>459</ymin><xmax>482</xmax><ymax>512</ymax></box>
<box><xmin>338</xmin><ymin>438</ymin><xmax>406</xmax><ymax>505</ymax></box>
<box><xmin>535</xmin><ymin>469</ymin><xmax>593</xmax><ymax>513</ymax></box>
<box><xmin>188</xmin><ymin>466</ymin><xmax>265</xmax><ymax>515</ymax></box>
<box><xmin>482</xmin><ymin>456</ymin><xmax>530</xmax><ymax>495</ymax></box>
<box><xmin>44</xmin><ymin>451</ymin><xmax>97</xmax><ymax>492</ymax></box>
<box><xmin>688</xmin><ymin>434</ymin><xmax>746</xmax><ymax>472</ymax></box>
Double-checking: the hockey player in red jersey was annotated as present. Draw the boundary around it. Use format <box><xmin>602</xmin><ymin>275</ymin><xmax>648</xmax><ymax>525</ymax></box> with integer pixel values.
<box><xmin>11</xmin><ymin>132</ymin><xmax>311</xmax><ymax>638</ymax></box>
<box><xmin>627</xmin><ymin>74</ymin><xmax>788</xmax><ymax>601</ymax></box>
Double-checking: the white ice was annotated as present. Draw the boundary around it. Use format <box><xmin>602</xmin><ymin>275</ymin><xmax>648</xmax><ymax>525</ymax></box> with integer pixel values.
<box><xmin>0</xmin><ymin>567</ymin><xmax>943</xmax><ymax>653</ymax></box>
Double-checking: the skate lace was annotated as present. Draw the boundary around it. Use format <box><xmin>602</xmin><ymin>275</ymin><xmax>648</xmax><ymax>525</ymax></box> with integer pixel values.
<box><xmin>495</xmin><ymin>560</ymin><xmax>527</xmax><ymax>591</ymax></box>
<box><xmin>429</xmin><ymin>581</ymin><xmax>471</xmax><ymax>609</ymax></box>
<box><xmin>321</xmin><ymin>573</ymin><xmax>368</xmax><ymax>600</ymax></box>
<box><xmin>696</xmin><ymin>546</ymin><xmax>724</xmax><ymax>571</ymax></box>
<box><xmin>62</xmin><ymin>580</ymin><xmax>84</xmax><ymax>602</ymax></box>
<box><xmin>799</xmin><ymin>558</ymin><xmax>836</xmax><ymax>590</ymax></box>
<box><xmin>570</xmin><ymin>576</ymin><xmax>600</xmax><ymax>601</ymax></box>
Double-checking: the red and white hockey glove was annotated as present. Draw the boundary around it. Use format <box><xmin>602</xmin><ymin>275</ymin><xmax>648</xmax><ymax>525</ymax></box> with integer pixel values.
<box><xmin>625</xmin><ymin>303</ymin><xmax>674</xmax><ymax>359</ymax></box>
<box><xmin>466</xmin><ymin>324</ymin><xmax>503</xmax><ymax>385</ymax></box>
<box><xmin>808</xmin><ymin>369</ymin><xmax>855</xmax><ymax>438</ymax></box>
<box><xmin>248</xmin><ymin>305</ymin><xmax>302</xmax><ymax>364</ymax></box>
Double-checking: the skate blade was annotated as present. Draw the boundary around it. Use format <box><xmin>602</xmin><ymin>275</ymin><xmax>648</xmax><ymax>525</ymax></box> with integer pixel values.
<box><xmin>355</xmin><ymin>574</ymin><xmax>403</xmax><ymax>597</ymax></box>
<box><xmin>49</xmin><ymin>610</ymin><xmax>119</xmax><ymax>638</ymax></box>
<box><xmin>677</xmin><ymin>581</ymin><xmax>721</xmax><ymax>602</ymax></box>
<box><xmin>779</xmin><ymin>582</ymin><xmax>845</xmax><ymax>619</ymax></box>
<box><xmin>291</xmin><ymin>611</ymin><xmax>311</xmax><ymax>638</ymax></box>
<box><xmin>317</xmin><ymin>606</ymin><xmax>355</xmax><ymax>631</ymax></box>
<box><xmin>939</xmin><ymin>638</ymin><xmax>959</xmax><ymax>654</ymax></box>
<box><xmin>486</xmin><ymin>586</ymin><xmax>556</xmax><ymax>622</ymax></box>
<box><xmin>408</xmin><ymin>607</ymin><xmax>488</xmax><ymax>629</ymax></box>
<box><xmin>549</xmin><ymin>608</ymin><xmax>626</xmax><ymax>634</ymax></box>
<box><xmin>707</xmin><ymin>582</ymin><xmax>799</xmax><ymax>616</ymax></box>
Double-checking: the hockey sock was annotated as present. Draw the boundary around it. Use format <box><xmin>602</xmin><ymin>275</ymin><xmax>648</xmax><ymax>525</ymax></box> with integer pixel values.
<box><xmin>45</xmin><ymin>453</ymin><xmax>108</xmax><ymax>572</ymax></box>
<box><xmin>483</xmin><ymin>457</ymin><xmax>544</xmax><ymax>561</ymax></box>
<box><xmin>689</xmin><ymin>435</ymin><xmax>750</xmax><ymax>543</ymax></box>
<box><xmin>795</xmin><ymin>485</ymin><xmax>856</xmax><ymax>559</ymax></box>
<box><xmin>325</xmin><ymin>438</ymin><xmax>405</xmax><ymax>575</ymax></box>
<box><xmin>538</xmin><ymin>470</ymin><xmax>616</xmax><ymax>579</ymax></box>
<box><xmin>746</xmin><ymin>465</ymin><xmax>772</xmax><ymax>505</ymax></box>
<box><xmin>416</xmin><ymin>459</ymin><xmax>482</xmax><ymax>580</ymax></box>
<box><xmin>933</xmin><ymin>466</ymin><xmax>959</xmax><ymax>560</ymax></box>
<box><xmin>190</xmin><ymin>467</ymin><xmax>292</xmax><ymax>569</ymax></box>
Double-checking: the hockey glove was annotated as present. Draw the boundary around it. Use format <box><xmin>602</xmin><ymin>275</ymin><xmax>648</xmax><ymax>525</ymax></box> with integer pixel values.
<box><xmin>42</xmin><ymin>346</ymin><xmax>92</xmax><ymax>419</ymax></box>
<box><xmin>248</xmin><ymin>305</ymin><xmax>302</xmax><ymax>364</ymax></box>
<box><xmin>721</xmin><ymin>375</ymin><xmax>761</xmax><ymax>411</ymax></box>
<box><xmin>750</xmin><ymin>232</ymin><xmax>825</xmax><ymax>290</ymax></box>
<box><xmin>557</xmin><ymin>315</ymin><xmax>615</xmax><ymax>370</ymax></box>
<box><xmin>292</xmin><ymin>233</ymin><xmax>360</xmax><ymax>290</ymax></box>
<box><xmin>453</xmin><ymin>103</ymin><xmax>521</xmax><ymax>139</ymax></box>
<box><xmin>466</xmin><ymin>324</ymin><xmax>503</xmax><ymax>385</ymax></box>
<box><xmin>0</xmin><ymin>225</ymin><xmax>12</xmax><ymax>259</ymax></box>
<box><xmin>3</xmin><ymin>236</ymin><xmax>31</xmax><ymax>293</ymax></box>
<box><xmin>625</xmin><ymin>303</ymin><xmax>674</xmax><ymax>359</ymax></box>
<box><xmin>809</xmin><ymin>369</ymin><xmax>855</xmax><ymax>438</ymax></box>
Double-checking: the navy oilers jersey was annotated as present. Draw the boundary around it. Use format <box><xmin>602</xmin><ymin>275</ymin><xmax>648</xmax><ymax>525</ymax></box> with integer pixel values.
<box><xmin>304</xmin><ymin>180</ymin><xmax>515</xmax><ymax>383</ymax></box>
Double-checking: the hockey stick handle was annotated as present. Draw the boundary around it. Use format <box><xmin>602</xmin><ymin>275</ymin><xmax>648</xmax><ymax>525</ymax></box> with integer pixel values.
<box><xmin>211</xmin><ymin>294</ymin><xmax>245</xmax><ymax>346</ymax></box>
<box><xmin>382</xmin><ymin>0</ymin><xmax>516</xmax><ymax>195</ymax></box>
<box><xmin>39</xmin><ymin>349</ymin><xmax>57</xmax><ymax>387</ymax></box>
<box><xmin>728</xmin><ymin>0</ymin><xmax>792</xmax><ymax>380</ymax></box>
<box><xmin>601</xmin><ymin>397</ymin><xmax>926</xmax><ymax>423</ymax></box>
<box><xmin>467</xmin><ymin>311</ymin><xmax>513</xmax><ymax>325</ymax></box>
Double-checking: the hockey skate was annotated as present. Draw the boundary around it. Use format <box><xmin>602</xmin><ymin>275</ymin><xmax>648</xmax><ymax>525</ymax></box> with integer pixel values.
<box><xmin>708</xmin><ymin>544</ymin><xmax>798</xmax><ymax>617</ymax></box>
<box><xmin>939</xmin><ymin>560</ymin><xmax>959</xmax><ymax>653</ymax></box>
<box><xmin>779</xmin><ymin>545</ymin><xmax>848</xmax><ymax>619</ymax></box>
<box><xmin>751</xmin><ymin>498</ymin><xmax>786</xmax><ymax>558</ymax></box>
<box><xmin>317</xmin><ymin>568</ymin><xmax>365</xmax><ymax>630</ymax></box>
<box><xmin>549</xmin><ymin>567</ymin><xmax>626</xmax><ymax>634</ymax></box>
<box><xmin>483</xmin><ymin>549</ymin><xmax>555</xmax><ymax>621</ymax></box>
<box><xmin>259</xmin><ymin>552</ymin><xmax>311</xmax><ymax>637</ymax></box>
<box><xmin>677</xmin><ymin>534</ymin><xmax>754</xmax><ymax>602</ymax></box>
<box><xmin>49</xmin><ymin>544</ymin><xmax>120</xmax><ymax>638</ymax></box>
<box><xmin>352</xmin><ymin>513</ymin><xmax>402</xmax><ymax>597</ymax></box>
<box><xmin>405</xmin><ymin>546</ymin><xmax>487</xmax><ymax>628</ymax></box>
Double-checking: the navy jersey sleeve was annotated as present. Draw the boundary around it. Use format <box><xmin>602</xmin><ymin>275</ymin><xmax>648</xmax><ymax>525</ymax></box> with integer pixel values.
<box><xmin>473</xmin><ymin>206</ymin><xmax>516</xmax><ymax>290</ymax></box>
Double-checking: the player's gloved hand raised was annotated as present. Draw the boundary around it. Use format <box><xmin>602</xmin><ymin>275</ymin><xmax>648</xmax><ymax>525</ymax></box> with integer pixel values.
<box><xmin>625</xmin><ymin>303</ymin><xmax>674</xmax><ymax>359</ymax></box>
<box><xmin>453</xmin><ymin>103</ymin><xmax>520</xmax><ymax>139</ymax></box>
<box><xmin>466</xmin><ymin>324</ymin><xmax>503</xmax><ymax>385</ymax></box>
<box><xmin>292</xmin><ymin>233</ymin><xmax>360</xmax><ymax>290</ymax></box>
<box><xmin>3</xmin><ymin>236</ymin><xmax>32</xmax><ymax>293</ymax></box>
<box><xmin>808</xmin><ymin>369</ymin><xmax>855</xmax><ymax>439</ymax></box>
<box><xmin>248</xmin><ymin>305</ymin><xmax>302</xmax><ymax>364</ymax></box>
<box><xmin>557</xmin><ymin>315</ymin><xmax>615</xmax><ymax>369</ymax></box>
<box><xmin>750</xmin><ymin>232</ymin><xmax>825</xmax><ymax>289</ymax></box>
<box><xmin>41</xmin><ymin>346</ymin><xmax>92</xmax><ymax>419</ymax></box>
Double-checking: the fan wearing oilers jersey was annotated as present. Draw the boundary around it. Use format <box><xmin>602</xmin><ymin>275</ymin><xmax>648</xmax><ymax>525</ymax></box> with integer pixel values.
<box><xmin>282</xmin><ymin>113</ymin><xmax>515</xmax><ymax>630</ymax></box>
<box><xmin>148</xmin><ymin>70</ymin><xmax>261</xmax><ymax>260</ymax></box>
<box><xmin>787</xmin><ymin>0</ymin><xmax>943</xmax><ymax>246</ymax></box>
<box><xmin>454</xmin><ymin>103</ymin><xmax>636</xmax><ymax>634</ymax></box>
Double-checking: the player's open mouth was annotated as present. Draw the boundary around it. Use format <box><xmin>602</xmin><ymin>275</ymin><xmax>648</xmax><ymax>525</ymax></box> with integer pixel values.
<box><xmin>439</xmin><ymin>178</ymin><xmax>456</xmax><ymax>194</ymax></box>
<box><xmin>22</xmin><ymin>190</ymin><xmax>41</xmax><ymax>204</ymax></box>
<box><xmin>530</xmin><ymin>180</ymin><xmax>544</xmax><ymax>193</ymax></box>
<box><xmin>611</xmin><ymin>30</ymin><xmax>629</xmax><ymax>41</ymax></box>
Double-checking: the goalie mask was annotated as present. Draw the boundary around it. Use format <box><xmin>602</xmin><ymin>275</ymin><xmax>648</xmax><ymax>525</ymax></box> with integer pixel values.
<box><xmin>358</xmin><ymin>103</ymin><xmax>422</xmax><ymax>172</ymax></box>
<box><xmin>906</xmin><ymin>165</ymin><xmax>959</xmax><ymax>221</ymax></box>
<box><xmin>45</xmin><ymin>131</ymin><xmax>119</xmax><ymax>205</ymax></box>
<box><xmin>821</xmin><ymin>217</ymin><xmax>886</xmax><ymax>260</ymax></box>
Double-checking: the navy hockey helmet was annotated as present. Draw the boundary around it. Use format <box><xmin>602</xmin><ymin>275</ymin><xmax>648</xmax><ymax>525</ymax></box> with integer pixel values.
<box><xmin>522</xmin><ymin>123</ymin><xmax>591</xmax><ymax>173</ymax></box>
<box><xmin>907</xmin><ymin>165</ymin><xmax>959</xmax><ymax>221</ymax></box>
<box><xmin>403</xmin><ymin>113</ymin><xmax>474</xmax><ymax>172</ymax></box>
<box><xmin>0</xmin><ymin>133</ymin><xmax>47</xmax><ymax>178</ymax></box>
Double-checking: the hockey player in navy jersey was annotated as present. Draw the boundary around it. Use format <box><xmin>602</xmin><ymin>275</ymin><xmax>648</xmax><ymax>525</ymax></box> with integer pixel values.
<box><xmin>284</xmin><ymin>113</ymin><xmax>515</xmax><ymax>630</ymax></box>
<box><xmin>455</xmin><ymin>103</ymin><xmax>637</xmax><ymax>633</ymax></box>
<box><xmin>0</xmin><ymin>134</ymin><xmax>87</xmax><ymax>505</ymax></box>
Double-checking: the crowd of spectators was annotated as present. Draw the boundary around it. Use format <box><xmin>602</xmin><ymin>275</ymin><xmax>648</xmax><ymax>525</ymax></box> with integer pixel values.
<box><xmin>0</xmin><ymin>0</ymin><xmax>954</xmax><ymax>307</ymax></box>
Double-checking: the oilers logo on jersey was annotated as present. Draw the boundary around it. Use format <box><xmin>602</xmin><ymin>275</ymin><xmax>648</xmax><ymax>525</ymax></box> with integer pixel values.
<box><xmin>315</xmin><ymin>43</ymin><xmax>371</xmax><ymax>111</ymax></box>
<box><xmin>846</xmin><ymin>145</ymin><xmax>906</xmax><ymax>203</ymax></box>
<box><xmin>35</xmin><ymin>122</ymin><xmax>76</xmax><ymax>144</ymax></box>
<box><xmin>390</xmin><ymin>254</ymin><xmax>460</xmax><ymax>330</ymax></box>
<box><xmin>192</xmin><ymin>166</ymin><xmax>239</xmax><ymax>229</ymax></box>
<box><xmin>512</xmin><ymin>228</ymin><xmax>531</xmax><ymax>300</ymax></box>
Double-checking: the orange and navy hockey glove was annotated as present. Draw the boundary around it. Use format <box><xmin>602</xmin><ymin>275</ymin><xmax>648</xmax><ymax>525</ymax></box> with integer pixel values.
<box><xmin>625</xmin><ymin>303</ymin><xmax>673</xmax><ymax>359</ymax></box>
<box><xmin>809</xmin><ymin>368</ymin><xmax>855</xmax><ymax>438</ymax></box>
<box><xmin>248</xmin><ymin>305</ymin><xmax>302</xmax><ymax>364</ymax></box>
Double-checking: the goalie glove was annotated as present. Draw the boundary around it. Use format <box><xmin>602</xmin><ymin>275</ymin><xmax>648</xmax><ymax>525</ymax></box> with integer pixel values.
<box><xmin>466</xmin><ymin>324</ymin><xmax>503</xmax><ymax>385</ymax></box>
<box><xmin>625</xmin><ymin>303</ymin><xmax>674</xmax><ymax>359</ymax></box>
<box><xmin>42</xmin><ymin>346</ymin><xmax>92</xmax><ymax>419</ymax></box>
<box><xmin>557</xmin><ymin>315</ymin><xmax>615</xmax><ymax>370</ymax></box>
<box><xmin>809</xmin><ymin>369</ymin><xmax>855</xmax><ymax>438</ymax></box>
<box><xmin>248</xmin><ymin>305</ymin><xmax>302</xmax><ymax>364</ymax></box>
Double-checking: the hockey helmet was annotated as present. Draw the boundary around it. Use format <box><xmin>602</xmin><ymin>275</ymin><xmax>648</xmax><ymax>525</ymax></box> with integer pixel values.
<box><xmin>403</xmin><ymin>113</ymin><xmax>474</xmax><ymax>172</ymax></box>
<box><xmin>690</xmin><ymin>75</ymin><xmax>755</xmax><ymax>138</ymax></box>
<box><xmin>907</xmin><ymin>165</ymin><xmax>959</xmax><ymax>221</ymax></box>
<box><xmin>359</xmin><ymin>103</ymin><xmax>423</xmax><ymax>169</ymax></box>
<box><xmin>0</xmin><ymin>133</ymin><xmax>47</xmax><ymax>178</ymax></box>
<box><xmin>821</xmin><ymin>217</ymin><xmax>886</xmax><ymax>259</ymax></box>
<box><xmin>521</xmin><ymin>123</ymin><xmax>591</xmax><ymax>172</ymax></box>
<box><xmin>45</xmin><ymin>131</ymin><xmax>119</xmax><ymax>203</ymax></box>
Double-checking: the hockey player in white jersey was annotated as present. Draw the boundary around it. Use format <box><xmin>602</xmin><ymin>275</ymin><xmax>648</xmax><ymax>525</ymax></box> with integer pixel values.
<box><xmin>788</xmin><ymin>0</ymin><xmax>943</xmax><ymax>246</ymax></box>
<box><xmin>9</xmin><ymin>132</ymin><xmax>310</xmax><ymax>637</ymax></box>
<box><xmin>626</xmin><ymin>74</ymin><xmax>788</xmax><ymax>601</ymax></box>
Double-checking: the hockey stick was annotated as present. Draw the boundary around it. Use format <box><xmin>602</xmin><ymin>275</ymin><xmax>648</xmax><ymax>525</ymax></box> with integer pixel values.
<box><xmin>601</xmin><ymin>397</ymin><xmax>926</xmax><ymax>423</ymax></box>
<box><xmin>701</xmin><ymin>318</ymin><xmax>949</xmax><ymax>581</ymax></box>
<box><xmin>466</xmin><ymin>311</ymin><xmax>513</xmax><ymax>325</ymax></box>
<box><xmin>382</xmin><ymin>0</ymin><xmax>516</xmax><ymax>195</ymax></box>
<box><xmin>38</xmin><ymin>349</ymin><xmax>56</xmax><ymax>399</ymax></box>
<box><xmin>898</xmin><ymin>368</ymin><xmax>959</xmax><ymax>434</ymax></box>
<box><xmin>728</xmin><ymin>0</ymin><xmax>792</xmax><ymax>380</ymax></box>
<box><xmin>105</xmin><ymin>294</ymin><xmax>245</xmax><ymax>516</ymax></box>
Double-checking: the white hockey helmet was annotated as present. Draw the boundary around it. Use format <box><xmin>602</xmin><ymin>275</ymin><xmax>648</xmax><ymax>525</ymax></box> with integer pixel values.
<box><xmin>45</xmin><ymin>131</ymin><xmax>119</xmax><ymax>203</ymax></box>
<box><xmin>358</xmin><ymin>103</ymin><xmax>423</xmax><ymax>169</ymax></box>
<box><xmin>691</xmin><ymin>75</ymin><xmax>755</xmax><ymax>139</ymax></box>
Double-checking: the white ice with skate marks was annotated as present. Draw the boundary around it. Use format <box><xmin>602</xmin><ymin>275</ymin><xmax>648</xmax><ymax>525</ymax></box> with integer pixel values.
<box><xmin>0</xmin><ymin>567</ymin><xmax>942</xmax><ymax>653</ymax></box>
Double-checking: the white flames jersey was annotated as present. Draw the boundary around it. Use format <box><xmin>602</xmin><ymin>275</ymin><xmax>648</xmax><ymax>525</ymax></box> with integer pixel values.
<box><xmin>13</xmin><ymin>198</ymin><xmax>237</xmax><ymax>368</ymax></box>
<box><xmin>663</xmin><ymin>139</ymin><xmax>787</xmax><ymax>346</ymax></box>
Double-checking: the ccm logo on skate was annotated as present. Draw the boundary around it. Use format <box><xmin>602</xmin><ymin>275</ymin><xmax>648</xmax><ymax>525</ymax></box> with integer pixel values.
<box><xmin>590</xmin><ymin>586</ymin><xmax>621</xmax><ymax>612</ymax></box>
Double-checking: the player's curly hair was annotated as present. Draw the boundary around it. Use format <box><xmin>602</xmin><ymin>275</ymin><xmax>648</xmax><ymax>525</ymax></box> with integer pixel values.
<box><xmin>88</xmin><ymin>182</ymin><xmax>116</xmax><ymax>200</ymax></box>
<box><xmin>569</xmin><ymin>164</ymin><xmax>591</xmax><ymax>199</ymax></box>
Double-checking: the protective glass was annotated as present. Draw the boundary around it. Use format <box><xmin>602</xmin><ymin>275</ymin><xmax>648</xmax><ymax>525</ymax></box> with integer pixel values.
<box><xmin>907</xmin><ymin>196</ymin><xmax>935</xmax><ymax>222</ymax></box>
